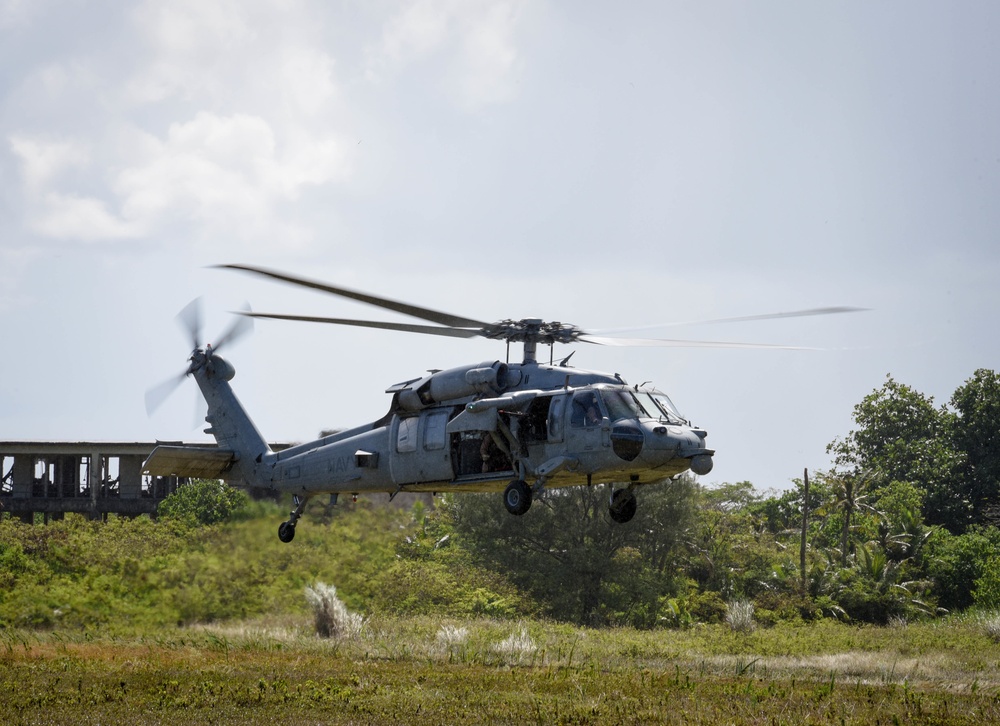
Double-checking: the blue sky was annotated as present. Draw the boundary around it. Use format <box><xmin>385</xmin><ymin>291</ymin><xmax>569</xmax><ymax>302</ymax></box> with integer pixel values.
<box><xmin>2</xmin><ymin>1</ymin><xmax>997</xmax><ymax>491</ymax></box>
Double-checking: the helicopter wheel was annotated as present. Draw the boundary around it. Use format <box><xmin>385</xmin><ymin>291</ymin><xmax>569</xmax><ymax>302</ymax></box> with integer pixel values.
<box><xmin>278</xmin><ymin>521</ymin><xmax>296</xmax><ymax>543</ymax></box>
<box><xmin>609</xmin><ymin>488</ymin><xmax>637</xmax><ymax>524</ymax></box>
<box><xmin>503</xmin><ymin>480</ymin><xmax>532</xmax><ymax>516</ymax></box>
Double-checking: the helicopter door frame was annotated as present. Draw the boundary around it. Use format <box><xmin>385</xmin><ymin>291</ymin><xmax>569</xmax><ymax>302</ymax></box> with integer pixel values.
<box><xmin>547</xmin><ymin>393</ymin><xmax>566</xmax><ymax>444</ymax></box>
<box><xmin>388</xmin><ymin>409</ymin><xmax>454</xmax><ymax>485</ymax></box>
<box><xmin>567</xmin><ymin>389</ymin><xmax>610</xmax><ymax>453</ymax></box>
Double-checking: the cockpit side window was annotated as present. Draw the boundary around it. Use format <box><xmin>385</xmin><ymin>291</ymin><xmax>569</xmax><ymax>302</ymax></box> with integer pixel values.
<box><xmin>570</xmin><ymin>391</ymin><xmax>603</xmax><ymax>427</ymax></box>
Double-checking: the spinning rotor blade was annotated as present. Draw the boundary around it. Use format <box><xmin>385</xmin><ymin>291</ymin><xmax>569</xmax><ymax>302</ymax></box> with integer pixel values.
<box><xmin>239</xmin><ymin>312</ymin><xmax>482</xmax><ymax>339</ymax></box>
<box><xmin>218</xmin><ymin>264</ymin><xmax>490</xmax><ymax>330</ymax></box>
<box><xmin>176</xmin><ymin>297</ymin><xmax>203</xmax><ymax>350</ymax></box>
<box><xmin>147</xmin><ymin>300</ymin><xmax>254</xmax><ymax>419</ymax></box>
<box><xmin>578</xmin><ymin>334</ymin><xmax>817</xmax><ymax>350</ymax></box>
<box><xmin>145</xmin><ymin>371</ymin><xmax>188</xmax><ymax>416</ymax></box>
<box><xmin>592</xmin><ymin>306</ymin><xmax>868</xmax><ymax>335</ymax></box>
<box><xmin>212</xmin><ymin>304</ymin><xmax>254</xmax><ymax>351</ymax></box>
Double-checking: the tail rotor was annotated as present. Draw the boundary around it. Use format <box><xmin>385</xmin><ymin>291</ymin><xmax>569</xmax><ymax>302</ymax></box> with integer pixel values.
<box><xmin>145</xmin><ymin>298</ymin><xmax>253</xmax><ymax>417</ymax></box>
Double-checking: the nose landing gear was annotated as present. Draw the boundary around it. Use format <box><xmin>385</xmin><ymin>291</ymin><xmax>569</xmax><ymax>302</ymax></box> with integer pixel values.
<box><xmin>503</xmin><ymin>479</ymin><xmax>532</xmax><ymax>515</ymax></box>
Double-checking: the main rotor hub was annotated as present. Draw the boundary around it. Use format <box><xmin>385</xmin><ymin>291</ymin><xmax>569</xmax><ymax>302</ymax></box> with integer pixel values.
<box><xmin>480</xmin><ymin>319</ymin><xmax>583</xmax><ymax>363</ymax></box>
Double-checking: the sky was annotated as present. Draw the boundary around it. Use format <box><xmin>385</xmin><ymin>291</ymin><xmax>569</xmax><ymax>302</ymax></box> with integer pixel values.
<box><xmin>1</xmin><ymin>0</ymin><xmax>998</xmax><ymax>492</ymax></box>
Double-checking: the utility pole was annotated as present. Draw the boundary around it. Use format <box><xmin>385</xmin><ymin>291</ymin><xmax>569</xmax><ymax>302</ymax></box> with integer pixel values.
<box><xmin>800</xmin><ymin>468</ymin><xmax>809</xmax><ymax>595</ymax></box>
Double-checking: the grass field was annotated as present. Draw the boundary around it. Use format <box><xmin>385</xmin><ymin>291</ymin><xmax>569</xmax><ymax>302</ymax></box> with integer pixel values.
<box><xmin>4</xmin><ymin>615</ymin><xmax>1000</xmax><ymax>724</ymax></box>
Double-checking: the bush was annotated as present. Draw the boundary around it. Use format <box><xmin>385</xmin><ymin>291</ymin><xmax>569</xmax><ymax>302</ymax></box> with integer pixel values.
<box><xmin>158</xmin><ymin>479</ymin><xmax>248</xmax><ymax>526</ymax></box>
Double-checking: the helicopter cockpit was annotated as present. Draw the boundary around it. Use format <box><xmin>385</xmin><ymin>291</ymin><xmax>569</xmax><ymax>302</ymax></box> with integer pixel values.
<box><xmin>570</xmin><ymin>386</ymin><xmax>689</xmax><ymax>428</ymax></box>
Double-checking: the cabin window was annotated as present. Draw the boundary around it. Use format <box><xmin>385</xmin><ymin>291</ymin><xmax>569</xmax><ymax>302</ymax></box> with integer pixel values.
<box><xmin>396</xmin><ymin>417</ymin><xmax>418</xmax><ymax>453</ymax></box>
<box><xmin>547</xmin><ymin>395</ymin><xmax>565</xmax><ymax>442</ymax></box>
<box><xmin>423</xmin><ymin>411</ymin><xmax>449</xmax><ymax>451</ymax></box>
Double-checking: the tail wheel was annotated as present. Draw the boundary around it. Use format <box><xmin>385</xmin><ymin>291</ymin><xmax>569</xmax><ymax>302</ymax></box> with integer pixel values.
<box><xmin>609</xmin><ymin>488</ymin><xmax>637</xmax><ymax>524</ymax></box>
<box><xmin>503</xmin><ymin>479</ymin><xmax>532</xmax><ymax>516</ymax></box>
<box><xmin>278</xmin><ymin>521</ymin><xmax>296</xmax><ymax>543</ymax></box>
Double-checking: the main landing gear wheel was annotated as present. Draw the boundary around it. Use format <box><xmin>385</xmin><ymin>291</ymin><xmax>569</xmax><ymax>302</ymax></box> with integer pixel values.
<box><xmin>278</xmin><ymin>494</ymin><xmax>308</xmax><ymax>543</ymax></box>
<box><xmin>503</xmin><ymin>479</ymin><xmax>532</xmax><ymax>516</ymax></box>
<box><xmin>609</xmin><ymin>488</ymin><xmax>637</xmax><ymax>524</ymax></box>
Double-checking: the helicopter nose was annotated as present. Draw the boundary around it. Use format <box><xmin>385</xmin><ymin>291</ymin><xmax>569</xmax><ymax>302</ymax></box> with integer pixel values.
<box><xmin>645</xmin><ymin>424</ymin><xmax>714</xmax><ymax>473</ymax></box>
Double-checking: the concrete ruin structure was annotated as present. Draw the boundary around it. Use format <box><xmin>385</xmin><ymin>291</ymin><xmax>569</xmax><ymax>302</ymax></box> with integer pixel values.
<box><xmin>0</xmin><ymin>441</ymin><xmax>213</xmax><ymax>523</ymax></box>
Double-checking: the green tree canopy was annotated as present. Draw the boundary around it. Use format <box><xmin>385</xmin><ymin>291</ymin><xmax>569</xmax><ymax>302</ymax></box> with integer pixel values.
<box><xmin>157</xmin><ymin>479</ymin><xmax>249</xmax><ymax>526</ymax></box>
<box><xmin>450</xmin><ymin>478</ymin><xmax>699</xmax><ymax>627</ymax></box>
<box><xmin>828</xmin><ymin>375</ymin><xmax>968</xmax><ymax>532</ymax></box>
<box><xmin>950</xmin><ymin>369</ymin><xmax>1000</xmax><ymax>525</ymax></box>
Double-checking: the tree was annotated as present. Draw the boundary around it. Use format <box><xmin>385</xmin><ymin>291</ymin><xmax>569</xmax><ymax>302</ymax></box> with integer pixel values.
<box><xmin>157</xmin><ymin>479</ymin><xmax>248</xmax><ymax>526</ymax></box>
<box><xmin>450</xmin><ymin>479</ymin><xmax>699</xmax><ymax>626</ymax></box>
<box><xmin>950</xmin><ymin>369</ymin><xmax>1000</xmax><ymax>525</ymax></box>
<box><xmin>828</xmin><ymin>375</ymin><xmax>968</xmax><ymax>532</ymax></box>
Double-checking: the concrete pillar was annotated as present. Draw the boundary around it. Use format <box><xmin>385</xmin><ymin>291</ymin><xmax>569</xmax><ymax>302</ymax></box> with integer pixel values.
<box><xmin>89</xmin><ymin>451</ymin><xmax>102</xmax><ymax>504</ymax></box>
<box><xmin>119</xmin><ymin>456</ymin><xmax>143</xmax><ymax>499</ymax></box>
<box><xmin>12</xmin><ymin>456</ymin><xmax>32</xmax><ymax>498</ymax></box>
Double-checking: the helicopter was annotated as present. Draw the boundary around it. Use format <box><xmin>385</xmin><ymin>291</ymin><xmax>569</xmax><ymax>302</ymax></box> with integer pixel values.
<box><xmin>143</xmin><ymin>264</ymin><xmax>862</xmax><ymax>543</ymax></box>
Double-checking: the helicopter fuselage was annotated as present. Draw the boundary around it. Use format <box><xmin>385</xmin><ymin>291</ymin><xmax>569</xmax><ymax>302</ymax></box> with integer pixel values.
<box><xmin>246</xmin><ymin>359</ymin><xmax>713</xmax><ymax>498</ymax></box>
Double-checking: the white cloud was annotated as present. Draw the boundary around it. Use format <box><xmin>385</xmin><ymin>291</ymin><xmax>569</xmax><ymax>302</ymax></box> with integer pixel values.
<box><xmin>272</xmin><ymin>48</ymin><xmax>338</xmax><ymax>117</ymax></box>
<box><xmin>9</xmin><ymin>135</ymin><xmax>89</xmax><ymax>189</ymax></box>
<box><xmin>114</xmin><ymin>112</ymin><xmax>348</xmax><ymax>240</ymax></box>
<box><xmin>31</xmin><ymin>192</ymin><xmax>143</xmax><ymax>240</ymax></box>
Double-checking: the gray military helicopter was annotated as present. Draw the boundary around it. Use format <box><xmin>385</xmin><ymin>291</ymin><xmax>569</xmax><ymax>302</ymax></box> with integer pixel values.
<box><xmin>143</xmin><ymin>264</ymin><xmax>861</xmax><ymax>542</ymax></box>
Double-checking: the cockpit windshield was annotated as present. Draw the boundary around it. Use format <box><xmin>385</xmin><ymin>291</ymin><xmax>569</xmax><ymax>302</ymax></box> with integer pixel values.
<box><xmin>598</xmin><ymin>389</ymin><xmax>646</xmax><ymax>421</ymax></box>
<box><xmin>633</xmin><ymin>390</ymin><xmax>687</xmax><ymax>425</ymax></box>
<box><xmin>585</xmin><ymin>387</ymin><xmax>688</xmax><ymax>425</ymax></box>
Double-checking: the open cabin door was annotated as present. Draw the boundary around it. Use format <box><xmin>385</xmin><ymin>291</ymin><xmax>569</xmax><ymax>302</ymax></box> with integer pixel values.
<box><xmin>446</xmin><ymin>407</ymin><xmax>515</xmax><ymax>480</ymax></box>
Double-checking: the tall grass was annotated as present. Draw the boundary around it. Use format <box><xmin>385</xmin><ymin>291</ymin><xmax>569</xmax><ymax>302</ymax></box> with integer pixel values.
<box><xmin>304</xmin><ymin>582</ymin><xmax>364</xmax><ymax>639</ymax></box>
<box><xmin>725</xmin><ymin>598</ymin><xmax>756</xmax><ymax>633</ymax></box>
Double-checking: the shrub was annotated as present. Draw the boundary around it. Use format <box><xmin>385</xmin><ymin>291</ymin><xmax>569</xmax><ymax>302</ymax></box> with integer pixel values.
<box><xmin>158</xmin><ymin>479</ymin><xmax>248</xmax><ymax>526</ymax></box>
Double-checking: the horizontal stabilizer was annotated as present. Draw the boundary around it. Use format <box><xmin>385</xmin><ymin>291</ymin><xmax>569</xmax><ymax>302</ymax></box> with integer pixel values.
<box><xmin>142</xmin><ymin>445</ymin><xmax>238</xmax><ymax>480</ymax></box>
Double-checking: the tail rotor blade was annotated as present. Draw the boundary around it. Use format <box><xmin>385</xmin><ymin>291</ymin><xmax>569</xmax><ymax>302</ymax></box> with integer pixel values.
<box><xmin>177</xmin><ymin>298</ymin><xmax>203</xmax><ymax>350</ymax></box>
<box><xmin>145</xmin><ymin>371</ymin><xmax>188</xmax><ymax>416</ymax></box>
<box><xmin>213</xmin><ymin>303</ymin><xmax>254</xmax><ymax>352</ymax></box>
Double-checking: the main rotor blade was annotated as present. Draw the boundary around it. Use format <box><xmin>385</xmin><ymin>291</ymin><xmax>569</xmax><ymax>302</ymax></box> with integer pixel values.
<box><xmin>578</xmin><ymin>334</ymin><xmax>818</xmax><ymax>350</ymax></box>
<box><xmin>592</xmin><ymin>306</ymin><xmax>868</xmax><ymax>335</ymax></box>
<box><xmin>212</xmin><ymin>304</ymin><xmax>254</xmax><ymax>352</ymax></box>
<box><xmin>241</xmin><ymin>311</ymin><xmax>482</xmax><ymax>339</ymax></box>
<box><xmin>218</xmin><ymin>264</ymin><xmax>490</xmax><ymax>330</ymax></box>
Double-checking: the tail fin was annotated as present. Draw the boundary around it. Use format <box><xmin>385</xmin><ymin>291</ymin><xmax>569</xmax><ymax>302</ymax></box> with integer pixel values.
<box><xmin>191</xmin><ymin>352</ymin><xmax>273</xmax><ymax>488</ymax></box>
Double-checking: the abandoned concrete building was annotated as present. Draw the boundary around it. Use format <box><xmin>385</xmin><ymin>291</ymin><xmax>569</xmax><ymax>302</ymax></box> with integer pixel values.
<box><xmin>0</xmin><ymin>441</ymin><xmax>213</xmax><ymax>523</ymax></box>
